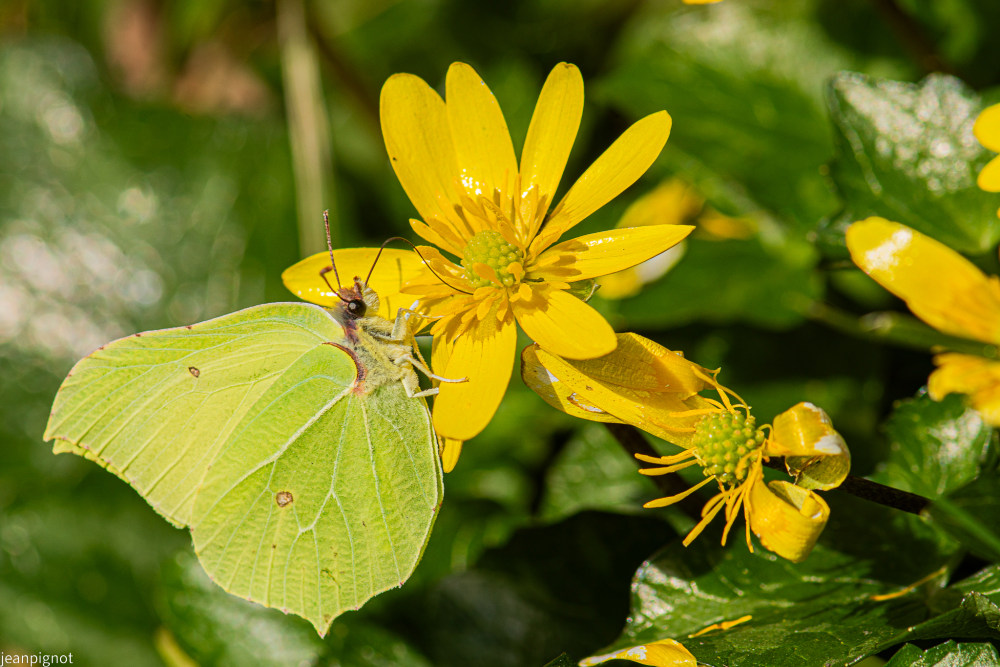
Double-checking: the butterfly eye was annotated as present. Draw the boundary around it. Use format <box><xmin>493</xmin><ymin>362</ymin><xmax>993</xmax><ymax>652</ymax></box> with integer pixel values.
<box><xmin>347</xmin><ymin>299</ymin><xmax>367</xmax><ymax>318</ymax></box>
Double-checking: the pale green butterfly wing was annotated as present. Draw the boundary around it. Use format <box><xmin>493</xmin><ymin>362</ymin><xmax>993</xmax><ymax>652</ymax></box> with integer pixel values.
<box><xmin>44</xmin><ymin>302</ymin><xmax>442</xmax><ymax>635</ymax></box>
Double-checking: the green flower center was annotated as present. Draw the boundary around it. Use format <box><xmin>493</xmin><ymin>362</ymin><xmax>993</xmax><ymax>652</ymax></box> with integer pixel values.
<box><xmin>461</xmin><ymin>230</ymin><xmax>524</xmax><ymax>289</ymax></box>
<box><xmin>692</xmin><ymin>411</ymin><xmax>767</xmax><ymax>487</ymax></box>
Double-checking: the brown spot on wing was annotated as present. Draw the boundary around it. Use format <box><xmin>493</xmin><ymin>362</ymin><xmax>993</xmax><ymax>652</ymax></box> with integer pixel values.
<box><xmin>188</xmin><ymin>366</ymin><xmax>200</xmax><ymax>377</ymax></box>
<box><xmin>275</xmin><ymin>491</ymin><xmax>293</xmax><ymax>507</ymax></box>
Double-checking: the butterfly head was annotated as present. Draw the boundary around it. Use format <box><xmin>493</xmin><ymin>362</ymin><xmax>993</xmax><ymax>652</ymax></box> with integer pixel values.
<box><xmin>337</xmin><ymin>278</ymin><xmax>380</xmax><ymax>322</ymax></box>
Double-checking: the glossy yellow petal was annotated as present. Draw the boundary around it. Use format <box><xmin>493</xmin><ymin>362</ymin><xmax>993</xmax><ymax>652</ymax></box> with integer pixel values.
<box><xmin>973</xmin><ymin>103</ymin><xmax>1000</xmax><ymax>153</ymax></box>
<box><xmin>768</xmin><ymin>402</ymin><xmax>850</xmax><ymax>491</ymax></box>
<box><xmin>281</xmin><ymin>247</ymin><xmax>425</xmax><ymax>320</ymax></box>
<box><xmin>520</xmin><ymin>345</ymin><xmax>623</xmax><ymax>424</ymax></box>
<box><xmin>432</xmin><ymin>308</ymin><xmax>517</xmax><ymax>440</ymax></box>
<box><xmin>580</xmin><ymin>639</ymin><xmax>697</xmax><ymax>667</ymax></box>
<box><xmin>929</xmin><ymin>352</ymin><xmax>1000</xmax><ymax>426</ymax></box>
<box><xmin>445</xmin><ymin>62</ymin><xmax>518</xmax><ymax>201</ymax></box>
<box><xmin>570</xmin><ymin>333</ymin><xmax>715</xmax><ymax>395</ymax></box>
<box><xmin>380</xmin><ymin>73</ymin><xmax>465</xmax><ymax>236</ymax></box>
<box><xmin>521</xmin><ymin>343</ymin><xmax>717</xmax><ymax>447</ymax></box>
<box><xmin>977</xmin><ymin>155</ymin><xmax>1000</xmax><ymax>193</ymax></box>
<box><xmin>846</xmin><ymin>217</ymin><xmax>1000</xmax><ymax>343</ymax></box>
<box><xmin>519</xmin><ymin>62</ymin><xmax>584</xmax><ymax>231</ymax></box>
<box><xmin>512</xmin><ymin>286</ymin><xmax>616</xmax><ymax>359</ymax></box>
<box><xmin>440</xmin><ymin>438</ymin><xmax>463</xmax><ymax>473</ymax></box>
<box><xmin>544</xmin><ymin>111</ymin><xmax>672</xmax><ymax>240</ymax></box>
<box><xmin>748</xmin><ymin>476</ymin><xmax>830</xmax><ymax>563</ymax></box>
<box><xmin>532</xmin><ymin>225</ymin><xmax>694</xmax><ymax>283</ymax></box>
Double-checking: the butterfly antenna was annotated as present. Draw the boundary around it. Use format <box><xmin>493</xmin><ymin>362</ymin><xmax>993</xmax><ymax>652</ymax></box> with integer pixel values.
<box><xmin>367</xmin><ymin>236</ymin><xmax>473</xmax><ymax>295</ymax></box>
<box><xmin>319</xmin><ymin>210</ymin><xmax>344</xmax><ymax>299</ymax></box>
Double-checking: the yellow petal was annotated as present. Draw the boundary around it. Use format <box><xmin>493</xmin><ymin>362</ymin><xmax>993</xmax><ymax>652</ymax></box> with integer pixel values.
<box><xmin>520</xmin><ymin>345</ymin><xmax>622</xmax><ymax>424</ymax></box>
<box><xmin>929</xmin><ymin>352</ymin><xmax>1000</xmax><ymax>426</ymax></box>
<box><xmin>974</xmin><ymin>103</ymin><xmax>1000</xmax><ymax>153</ymax></box>
<box><xmin>380</xmin><ymin>73</ymin><xmax>465</xmax><ymax>238</ymax></box>
<box><xmin>445</xmin><ymin>63</ymin><xmax>518</xmax><ymax>201</ymax></box>
<box><xmin>432</xmin><ymin>309</ymin><xmax>517</xmax><ymax>440</ymax></box>
<box><xmin>440</xmin><ymin>437</ymin><xmax>463</xmax><ymax>473</ymax></box>
<box><xmin>512</xmin><ymin>286</ymin><xmax>616</xmax><ymax>359</ymax></box>
<box><xmin>544</xmin><ymin>111</ymin><xmax>672</xmax><ymax>240</ymax></box>
<box><xmin>748</xmin><ymin>477</ymin><xmax>829</xmax><ymax>563</ymax></box>
<box><xmin>570</xmin><ymin>333</ymin><xmax>715</xmax><ymax>395</ymax></box>
<box><xmin>846</xmin><ymin>217</ymin><xmax>1000</xmax><ymax>343</ymax></box>
<box><xmin>977</xmin><ymin>155</ymin><xmax>1000</xmax><ymax>193</ymax></box>
<box><xmin>768</xmin><ymin>402</ymin><xmax>850</xmax><ymax>491</ymax></box>
<box><xmin>519</xmin><ymin>62</ymin><xmax>584</xmax><ymax>232</ymax></box>
<box><xmin>532</xmin><ymin>225</ymin><xmax>694</xmax><ymax>283</ymax></box>
<box><xmin>281</xmin><ymin>247</ymin><xmax>425</xmax><ymax>320</ymax></box>
<box><xmin>580</xmin><ymin>639</ymin><xmax>697</xmax><ymax>667</ymax></box>
<box><xmin>520</xmin><ymin>343</ymin><xmax>717</xmax><ymax>447</ymax></box>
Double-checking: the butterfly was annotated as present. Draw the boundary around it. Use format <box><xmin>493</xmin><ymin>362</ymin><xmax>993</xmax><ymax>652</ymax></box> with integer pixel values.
<box><xmin>45</xmin><ymin>246</ymin><xmax>443</xmax><ymax>636</ymax></box>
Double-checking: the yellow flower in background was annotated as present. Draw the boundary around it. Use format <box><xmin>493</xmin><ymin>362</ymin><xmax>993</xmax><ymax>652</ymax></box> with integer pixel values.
<box><xmin>287</xmin><ymin>62</ymin><xmax>692</xmax><ymax>470</ymax></box>
<box><xmin>975</xmin><ymin>103</ymin><xmax>1000</xmax><ymax>216</ymax></box>
<box><xmin>847</xmin><ymin>216</ymin><xmax>1000</xmax><ymax>425</ymax></box>
<box><xmin>522</xmin><ymin>336</ymin><xmax>849</xmax><ymax>562</ymax></box>
<box><xmin>580</xmin><ymin>638</ymin><xmax>697</xmax><ymax>667</ymax></box>
<box><xmin>599</xmin><ymin>178</ymin><xmax>755</xmax><ymax>299</ymax></box>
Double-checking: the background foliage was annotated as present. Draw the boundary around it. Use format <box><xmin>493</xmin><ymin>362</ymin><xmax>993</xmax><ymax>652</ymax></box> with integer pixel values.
<box><xmin>2</xmin><ymin>0</ymin><xmax>1000</xmax><ymax>665</ymax></box>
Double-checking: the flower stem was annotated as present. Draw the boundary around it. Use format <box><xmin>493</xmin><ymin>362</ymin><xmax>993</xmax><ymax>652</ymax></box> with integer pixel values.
<box><xmin>761</xmin><ymin>458</ymin><xmax>930</xmax><ymax>515</ymax></box>
<box><xmin>604</xmin><ymin>423</ymin><xmax>706</xmax><ymax>520</ymax></box>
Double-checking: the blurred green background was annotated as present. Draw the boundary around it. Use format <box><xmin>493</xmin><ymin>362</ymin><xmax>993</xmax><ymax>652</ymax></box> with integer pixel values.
<box><xmin>2</xmin><ymin>1</ymin><xmax>1000</xmax><ymax>665</ymax></box>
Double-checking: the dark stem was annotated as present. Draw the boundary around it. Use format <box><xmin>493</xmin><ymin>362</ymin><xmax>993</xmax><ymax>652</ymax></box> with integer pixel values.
<box><xmin>869</xmin><ymin>0</ymin><xmax>957</xmax><ymax>76</ymax></box>
<box><xmin>604</xmin><ymin>423</ymin><xmax>706</xmax><ymax>520</ymax></box>
<box><xmin>607</xmin><ymin>422</ymin><xmax>930</xmax><ymax>516</ymax></box>
<box><xmin>763</xmin><ymin>458</ymin><xmax>929</xmax><ymax>514</ymax></box>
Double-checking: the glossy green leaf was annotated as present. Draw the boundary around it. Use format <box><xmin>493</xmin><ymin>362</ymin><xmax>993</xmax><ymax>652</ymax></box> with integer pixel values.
<box><xmin>826</xmin><ymin>72</ymin><xmax>999</xmax><ymax>254</ymax></box>
<box><xmin>885</xmin><ymin>640</ymin><xmax>1000</xmax><ymax>666</ymax></box>
<box><xmin>875</xmin><ymin>393</ymin><xmax>991</xmax><ymax>499</ymax></box>
<box><xmin>592</xmin><ymin>496</ymin><xmax>970</xmax><ymax>667</ymax></box>
<box><xmin>45</xmin><ymin>302</ymin><xmax>442</xmax><ymax>635</ymax></box>
<box><xmin>925</xmin><ymin>474</ymin><xmax>1000</xmax><ymax>562</ymax></box>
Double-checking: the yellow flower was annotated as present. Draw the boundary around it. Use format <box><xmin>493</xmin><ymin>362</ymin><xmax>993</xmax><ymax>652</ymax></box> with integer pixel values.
<box><xmin>580</xmin><ymin>638</ymin><xmax>697</xmax><ymax>667</ymax></box>
<box><xmin>283</xmin><ymin>62</ymin><xmax>692</xmax><ymax>469</ymax></box>
<box><xmin>599</xmin><ymin>178</ymin><xmax>755</xmax><ymax>299</ymax></box>
<box><xmin>846</xmin><ymin>216</ymin><xmax>1000</xmax><ymax>424</ymax></box>
<box><xmin>522</xmin><ymin>335</ymin><xmax>849</xmax><ymax>562</ymax></box>
<box><xmin>975</xmin><ymin>103</ymin><xmax>1000</xmax><ymax>216</ymax></box>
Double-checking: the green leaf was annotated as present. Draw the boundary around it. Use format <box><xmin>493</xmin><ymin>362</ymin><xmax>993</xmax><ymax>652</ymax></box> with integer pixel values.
<box><xmin>45</xmin><ymin>302</ymin><xmax>442</xmax><ymax>635</ymax></box>
<box><xmin>596</xmin><ymin>1</ymin><xmax>845</xmax><ymax>228</ymax></box>
<box><xmin>925</xmin><ymin>474</ymin><xmax>1000</xmax><ymax>562</ymax></box>
<box><xmin>412</xmin><ymin>512</ymin><xmax>677</xmax><ymax>667</ymax></box>
<box><xmin>539</xmin><ymin>424</ymin><xmax>658</xmax><ymax>521</ymax></box>
<box><xmin>157</xmin><ymin>550</ymin><xmax>326</xmax><ymax>666</ymax></box>
<box><xmin>875</xmin><ymin>392</ymin><xmax>991</xmax><ymax>499</ymax></box>
<box><xmin>885</xmin><ymin>640</ymin><xmax>1000</xmax><ymax>666</ymax></box>
<box><xmin>593</xmin><ymin>496</ymin><xmax>968</xmax><ymax>667</ymax></box>
<box><xmin>826</xmin><ymin>72</ymin><xmax>999</xmax><ymax>254</ymax></box>
<box><xmin>609</xmin><ymin>237</ymin><xmax>821</xmax><ymax>329</ymax></box>
<box><xmin>158</xmin><ymin>551</ymin><xmax>433</xmax><ymax>667</ymax></box>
